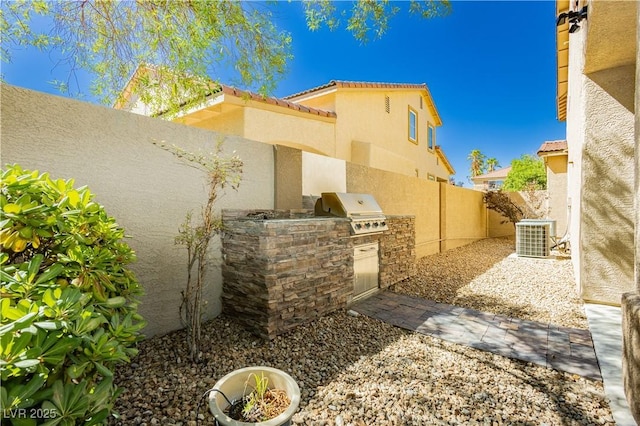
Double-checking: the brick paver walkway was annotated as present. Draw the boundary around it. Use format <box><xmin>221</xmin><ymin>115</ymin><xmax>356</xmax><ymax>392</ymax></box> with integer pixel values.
<box><xmin>351</xmin><ymin>291</ymin><xmax>601</xmax><ymax>381</ymax></box>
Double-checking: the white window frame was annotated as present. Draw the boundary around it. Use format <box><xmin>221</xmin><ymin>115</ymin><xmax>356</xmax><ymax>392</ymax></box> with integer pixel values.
<box><xmin>408</xmin><ymin>107</ymin><xmax>418</xmax><ymax>144</ymax></box>
<box><xmin>427</xmin><ymin>123</ymin><xmax>435</xmax><ymax>151</ymax></box>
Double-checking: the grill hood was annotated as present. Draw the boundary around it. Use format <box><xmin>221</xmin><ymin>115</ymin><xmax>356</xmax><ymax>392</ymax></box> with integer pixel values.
<box><xmin>314</xmin><ymin>192</ymin><xmax>388</xmax><ymax>235</ymax></box>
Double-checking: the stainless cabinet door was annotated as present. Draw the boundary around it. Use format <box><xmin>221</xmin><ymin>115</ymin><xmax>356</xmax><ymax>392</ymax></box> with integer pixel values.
<box><xmin>354</xmin><ymin>243</ymin><xmax>379</xmax><ymax>297</ymax></box>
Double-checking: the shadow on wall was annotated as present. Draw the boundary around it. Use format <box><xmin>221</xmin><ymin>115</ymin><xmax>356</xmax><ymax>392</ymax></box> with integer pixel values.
<box><xmin>581</xmin><ymin>134</ymin><xmax>635</xmax><ymax>301</ymax></box>
<box><xmin>589</xmin><ymin>65</ymin><xmax>636</xmax><ymax>114</ymax></box>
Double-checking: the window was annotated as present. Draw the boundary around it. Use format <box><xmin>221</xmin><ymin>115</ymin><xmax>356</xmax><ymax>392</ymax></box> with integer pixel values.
<box><xmin>408</xmin><ymin>107</ymin><xmax>417</xmax><ymax>143</ymax></box>
<box><xmin>419</xmin><ymin>96</ymin><xmax>423</xmax><ymax>109</ymax></box>
<box><xmin>488</xmin><ymin>180</ymin><xmax>504</xmax><ymax>190</ymax></box>
<box><xmin>385</xmin><ymin>96</ymin><xmax>390</xmax><ymax>113</ymax></box>
<box><xmin>427</xmin><ymin>123</ymin><xmax>435</xmax><ymax>151</ymax></box>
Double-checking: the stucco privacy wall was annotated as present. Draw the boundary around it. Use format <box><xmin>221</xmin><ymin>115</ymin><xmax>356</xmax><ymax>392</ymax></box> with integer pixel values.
<box><xmin>0</xmin><ymin>84</ymin><xmax>274</xmax><ymax>338</ymax></box>
<box><xmin>346</xmin><ymin>163</ymin><xmax>440</xmax><ymax>257</ymax></box>
<box><xmin>440</xmin><ymin>184</ymin><xmax>488</xmax><ymax>251</ymax></box>
<box><xmin>344</xmin><ymin>163</ymin><xmax>503</xmax><ymax>258</ymax></box>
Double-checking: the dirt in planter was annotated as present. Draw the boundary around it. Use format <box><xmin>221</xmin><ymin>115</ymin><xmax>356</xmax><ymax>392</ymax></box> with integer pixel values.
<box><xmin>225</xmin><ymin>389</ymin><xmax>290</xmax><ymax>422</ymax></box>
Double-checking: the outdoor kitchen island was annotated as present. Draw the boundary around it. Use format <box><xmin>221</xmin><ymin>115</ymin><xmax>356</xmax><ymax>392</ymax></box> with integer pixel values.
<box><xmin>221</xmin><ymin>205</ymin><xmax>415</xmax><ymax>339</ymax></box>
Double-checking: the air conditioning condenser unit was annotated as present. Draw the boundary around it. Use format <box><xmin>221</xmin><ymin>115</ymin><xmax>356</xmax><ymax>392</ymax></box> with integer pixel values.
<box><xmin>516</xmin><ymin>221</ymin><xmax>551</xmax><ymax>258</ymax></box>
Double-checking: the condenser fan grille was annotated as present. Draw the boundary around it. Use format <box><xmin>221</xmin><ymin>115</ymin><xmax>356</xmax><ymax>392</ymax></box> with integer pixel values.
<box><xmin>516</xmin><ymin>223</ymin><xmax>551</xmax><ymax>258</ymax></box>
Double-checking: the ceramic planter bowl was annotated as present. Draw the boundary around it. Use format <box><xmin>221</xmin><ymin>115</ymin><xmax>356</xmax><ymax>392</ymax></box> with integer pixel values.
<box><xmin>209</xmin><ymin>366</ymin><xmax>300</xmax><ymax>426</ymax></box>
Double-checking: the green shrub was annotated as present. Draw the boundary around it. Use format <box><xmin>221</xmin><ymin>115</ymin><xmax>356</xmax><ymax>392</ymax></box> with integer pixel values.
<box><xmin>1</xmin><ymin>164</ymin><xmax>145</xmax><ymax>425</ymax></box>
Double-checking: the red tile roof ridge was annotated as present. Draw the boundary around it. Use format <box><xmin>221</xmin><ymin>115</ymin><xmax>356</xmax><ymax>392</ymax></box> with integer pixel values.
<box><xmin>283</xmin><ymin>80</ymin><xmax>429</xmax><ymax>100</ymax></box>
<box><xmin>219</xmin><ymin>84</ymin><xmax>336</xmax><ymax>118</ymax></box>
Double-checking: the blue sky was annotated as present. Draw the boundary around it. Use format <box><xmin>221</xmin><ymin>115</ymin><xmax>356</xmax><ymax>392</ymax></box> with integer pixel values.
<box><xmin>2</xmin><ymin>1</ymin><xmax>566</xmax><ymax>185</ymax></box>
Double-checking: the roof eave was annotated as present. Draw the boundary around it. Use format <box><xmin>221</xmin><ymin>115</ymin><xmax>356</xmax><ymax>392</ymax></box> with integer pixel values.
<box><xmin>435</xmin><ymin>146</ymin><xmax>455</xmax><ymax>175</ymax></box>
<box><xmin>556</xmin><ymin>0</ymin><xmax>570</xmax><ymax>122</ymax></box>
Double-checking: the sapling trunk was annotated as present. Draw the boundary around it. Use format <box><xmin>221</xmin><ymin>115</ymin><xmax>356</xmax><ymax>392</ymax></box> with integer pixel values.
<box><xmin>156</xmin><ymin>140</ymin><xmax>242</xmax><ymax>363</ymax></box>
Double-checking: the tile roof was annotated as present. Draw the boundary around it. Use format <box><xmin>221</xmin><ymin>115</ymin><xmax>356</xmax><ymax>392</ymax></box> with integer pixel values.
<box><xmin>283</xmin><ymin>80</ymin><xmax>442</xmax><ymax>126</ymax></box>
<box><xmin>537</xmin><ymin>140</ymin><xmax>568</xmax><ymax>155</ymax></box>
<box><xmin>217</xmin><ymin>84</ymin><xmax>336</xmax><ymax>118</ymax></box>
<box><xmin>472</xmin><ymin>166</ymin><xmax>512</xmax><ymax>181</ymax></box>
<box><xmin>114</xmin><ymin>65</ymin><xmax>336</xmax><ymax>118</ymax></box>
<box><xmin>283</xmin><ymin>80</ymin><xmax>432</xmax><ymax>100</ymax></box>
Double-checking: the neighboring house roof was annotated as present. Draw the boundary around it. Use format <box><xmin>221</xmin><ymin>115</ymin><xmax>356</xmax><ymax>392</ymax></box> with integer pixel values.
<box><xmin>284</xmin><ymin>80</ymin><xmax>443</xmax><ymax>126</ymax></box>
<box><xmin>114</xmin><ymin>64</ymin><xmax>336</xmax><ymax>118</ymax></box>
<box><xmin>217</xmin><ymin>85</ymin><xmax>336</xmax><ymax>118</ymax></box>
<box><xmin>472</xmin><ymin>166</ymin><xmax>512</xmax><ymax>182</ymax></box>
<box><xmin>435</xmin><ymin>146</ymin><xmax>455</xmax><ymax>175</ymax></box>
<box><xmin>537</xmin><ymin>140</ymin><xmax>568</xmax><ymax>156</ymax></box>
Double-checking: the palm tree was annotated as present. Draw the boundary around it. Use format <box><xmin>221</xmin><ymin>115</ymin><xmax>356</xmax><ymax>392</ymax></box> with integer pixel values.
<box><xmin>468</xmin><ymin>149</ymin><xmax>486</xmax><ymax>177</ymax></box>
<box><xmin>486</xmin><ymin>157</ymin><xmax>500</xmax><ymax>172</ymax></box>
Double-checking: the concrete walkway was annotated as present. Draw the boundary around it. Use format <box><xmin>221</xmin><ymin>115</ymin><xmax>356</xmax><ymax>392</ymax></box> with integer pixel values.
<box><xmin>352</xmin><ymin>291</ymin><xmax>639</xmax><ymax>424</ymax></box>
<box><xmin>585</xmin><ymin>303</ymin><xmax>636</xmax><ymax>426</ymax></box>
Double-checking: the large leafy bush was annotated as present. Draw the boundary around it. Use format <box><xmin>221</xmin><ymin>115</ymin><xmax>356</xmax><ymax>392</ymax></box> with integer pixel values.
<box><xmin>1</xmin><ymin>165</ymin><xmax>145</xmax><ymax>425</ymax></box>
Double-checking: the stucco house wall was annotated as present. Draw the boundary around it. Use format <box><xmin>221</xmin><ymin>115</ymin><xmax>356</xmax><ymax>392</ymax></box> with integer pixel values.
<box><xmin>566</xmin><ymin>25</ymin><xmax>636</xmax><ymax>304</ymax></box>
<box><xmin>242</xmin><ymin>106</ymin><xmax>336</xmax><ymax>156</ymax></box>
<box><xmin>565</xmin><ymin>22</ymin><xmax>586</xmax><ymax>290</ymax></box>
<box><xmin>332</xmin><ymin>89</ymin><xmax>448</xmax><ymax>181</ymax></box>
<box><xmin>0</xmin><ymin>84</ymin><xmax>275</xmax><ymax>338</ymax></box>
<box><xmin>559</xmin><ymin>1</ymin><xmax>639</xmax><ymax>419</ymax></box>
<box><xmin>185</xmin><ymin>101</ymin><xmax>337</xmax><ymax>157</ymax></box>
<box><xmin>119</xmin><ymin>74</ymin><xmax>455</xmax><ymax>183</ymax></box>
<box><xmin>623</xmin><ymin>3</ymin><xmax>640</xmax><ymax>421</ymax></box>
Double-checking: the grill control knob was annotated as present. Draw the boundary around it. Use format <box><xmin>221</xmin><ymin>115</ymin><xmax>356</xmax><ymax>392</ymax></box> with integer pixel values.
<box><xmin>365</xmin><ymin>223</ymin><xmax>371</xmax><ymax>229</ymax></box>
<box><xmin>373</xmin><ymin>222</ymin><xmax>379</xmax><ymax>228</ymax></box>
<box><xmin>381</xmin><ymin>221</ymin><xmax>386</xmax><ymax>227</ymax></box>
<box><xmin>355</xmin><ymin>223</ymin><xmax>362</xmax><ymax>230</ymax></box>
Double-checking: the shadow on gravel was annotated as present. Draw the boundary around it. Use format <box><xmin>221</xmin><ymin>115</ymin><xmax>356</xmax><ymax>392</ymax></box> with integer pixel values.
<box><xmin>109</xmin><ymin>310</ymin><xmax>409</xmax><ymax>425</ymax></box>
<box><xmin>440</xmin><ymin>340</ymin><xmax>612</xmax><ymax>426</ymax></box>
<box><xmin>451</xmin><ymin>293</ymin><xmax>540</xmax><ymax>323</ymax></box>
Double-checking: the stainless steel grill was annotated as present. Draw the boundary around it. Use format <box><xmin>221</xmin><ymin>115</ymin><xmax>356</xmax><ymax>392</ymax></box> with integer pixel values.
<box><xmin>314</xmin><ymin>192</ymin><xmax>388</xmax><ymax>235</ymax></box>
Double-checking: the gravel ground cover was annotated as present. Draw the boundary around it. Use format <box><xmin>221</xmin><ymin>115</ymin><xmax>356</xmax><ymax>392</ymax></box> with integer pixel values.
<box><xmin>110</xmin><ymin>238</ymin><xmax>612</xmax><ymax>425</ymax></box>
<box><xmin>393</xmin><ymin>237</ymin><xmax>588</xmax><ymax>329</ymax></box>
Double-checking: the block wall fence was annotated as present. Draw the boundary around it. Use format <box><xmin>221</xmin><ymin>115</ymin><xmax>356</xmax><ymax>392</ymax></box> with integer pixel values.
<box><xmin>1</xmin><ymin>84</ymin><xmax>513</xmax><ymax>338</ymax></box>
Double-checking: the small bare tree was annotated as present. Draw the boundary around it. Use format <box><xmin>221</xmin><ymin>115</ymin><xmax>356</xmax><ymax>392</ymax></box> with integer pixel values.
<box><xmin>483</xmin><ymin>190</ymin><xmax>525</xmax><ymax>227</ymax></box>
<box><xmin>483</xmin><ymin>184</ymin><xmax>546</xmax><ymax>228</ymax></box>
<box><xmin>155</xmin><ymin>140</ymin><xmax>243</xmax><ymax>362</ymax></box>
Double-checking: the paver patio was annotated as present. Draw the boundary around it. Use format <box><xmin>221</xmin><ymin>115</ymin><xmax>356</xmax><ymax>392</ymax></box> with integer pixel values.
<box><xmin>352</xmin><ymin>290</ymin><xmax>602</xmax><ymax>381</ymax></box>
